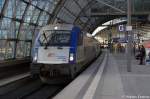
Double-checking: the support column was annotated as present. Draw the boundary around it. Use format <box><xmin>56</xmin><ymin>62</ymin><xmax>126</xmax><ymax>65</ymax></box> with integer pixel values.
<box><xmin>127</xmin><ymin>0</ymin><xmax>132</xmax><ymax>72</ymax></box>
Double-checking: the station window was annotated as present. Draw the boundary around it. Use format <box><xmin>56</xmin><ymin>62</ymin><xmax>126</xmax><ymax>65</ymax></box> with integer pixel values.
<box><xmin>0</xmin><ymin>40</ymin><xmax>7</xmax><ymax>60</ymax></box>
<box><xmin>0</xmin><ymin>0</ymin><xmax>60</xmax><ymax>60</ymax></box>
<box><xmin>5</xmin><ymin>41</ymin><xmax>15</xmax><ymax>59</ymax></box>
<box><xmin>16</xmin><ymin>41</ymin><xmax>27</xmax><ymax>58</ymax></box>
<box><xmin>25</xmin><ymin>42</ymin><xmax>32</xmax><ymax>57</ymax></box>
<box><xmin>0</xmin><ymin>40</ymin><xmax>15</xmax><ymax>60</ymax></box>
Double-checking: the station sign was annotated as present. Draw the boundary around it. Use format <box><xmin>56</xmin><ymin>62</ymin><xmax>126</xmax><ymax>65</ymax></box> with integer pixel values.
<box><xmin>118</xmin><ymin>38</ymin><xmax>127</xmax><ymax>43</ymax></box>
<box><xmin>118</xmin><ymin>25</ymin><xmax>125</xmax><ymax>32</ymax></box>
<box><xmin>112</xmin><ymin>37</ymin><xmax>127</xmax><ymax>43</ymax></box>
<box><xmin>126</xmin><ymin>26</ymin><xmax>132</xmax><ymax>31</ymax></box>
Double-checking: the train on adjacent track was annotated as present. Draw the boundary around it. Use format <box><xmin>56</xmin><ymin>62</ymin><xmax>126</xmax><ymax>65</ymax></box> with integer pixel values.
<box><xmin>30</xmin><ymin>24</ymin><xmax>101</xmax><ymax>84</ymax></box>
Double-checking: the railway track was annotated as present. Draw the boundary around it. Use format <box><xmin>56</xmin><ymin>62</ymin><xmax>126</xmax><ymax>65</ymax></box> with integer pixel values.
<box><xmin>0</xmin><ymin>52</ymin><xmax>104</xmax><ymax>99</ymax></box>
<box><xmin>0</xmin><ymin>76</ymin><xmax>65</xmax><ymax>99</ymax></box>
<box><xmin>0</xmin><ymin>63</ymin><xmax>29</xmax><ymax>80</ymax></box>
<box><xmin>0</xmin><ymin>61</ymin><xmax>65</xmax><ymax>99</ymax></box>
<box><xmin>20</xmin><ymin>85</ymin><xmax>64</xmax><ymax>99</ymax></box>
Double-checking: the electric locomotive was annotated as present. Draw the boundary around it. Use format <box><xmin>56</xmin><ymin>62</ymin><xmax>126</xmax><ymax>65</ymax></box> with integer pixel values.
<box><xmin>31</xmin><ymin>24</ymin><xmax>101</xmax><ymax>83</ymax></box>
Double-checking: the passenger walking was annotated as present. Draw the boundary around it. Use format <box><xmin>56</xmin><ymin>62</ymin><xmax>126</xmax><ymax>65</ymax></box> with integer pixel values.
<box><xmin>139</xmin><ymin>45</ymin><xmax>146</xmax><ymax>65</ymax></box>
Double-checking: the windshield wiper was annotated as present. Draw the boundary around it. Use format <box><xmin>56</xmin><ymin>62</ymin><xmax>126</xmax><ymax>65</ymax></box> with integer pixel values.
<box><xmin>43</xmin><ymin>31</ymin><xmax>49</xmax><ymax>49</ymax></box>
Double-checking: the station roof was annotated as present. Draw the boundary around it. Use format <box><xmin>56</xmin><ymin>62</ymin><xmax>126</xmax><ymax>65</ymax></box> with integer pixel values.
<box><xmin>0</xmin><ymin>0</ymin><xmax>150</xmax><ymax>60</ymax></box>
<box><xmin>48</xmin><ymin>0</ymin><xmax>150</xmax><ymax>32</ymax></box>
<box><xmin>0</xmin><ymin>0</ymin><xmax>150</xmax><ymax>33</ymax></box>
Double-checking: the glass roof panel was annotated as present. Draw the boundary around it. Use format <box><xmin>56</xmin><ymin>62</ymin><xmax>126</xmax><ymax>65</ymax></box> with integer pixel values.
<box><xmin>16</xmin><ymin>1</ymin><xmax>27</xmax><ymax>19</ymax></box>
<box><xmin>5</xmin><ymin>0</ymin><xmax>14</xmax><ymax>18</ymax></box>
<box><xmin>24</xmin><ymin>5</ymin><xmax>35</xmax><ymax>23</ymax></box>
<box><xmin>31</xmin><ymin>0</ymin><xmax>38</xmax><ymax>6</ymax></box>
<box><xmin>0</xmin><ymin>0</ymin><xmax>5</xmax><ymax>13</ymax></box>
<box><xmin>65</xmin><ymin>0</ymin><xmax>81</xmax><ymax>16</ymax></box>
<box><xmin>38</xmin><ymin>12</ymin><xmax>49</xmax><ymax>26</ymax></box>
<box><xmin>36</xmin><ymin>0</ymin><xmax>46</xmax><ymax>9</ymax></box>
<box><xmin>78</xmin><ymin>0</ymin><xmax>88</xmax><ymax>8</ymax></box>
<box><xmin>31</xmin><ymin>8</ymin><xmax>41</xmax><ymax>23</ymax></box>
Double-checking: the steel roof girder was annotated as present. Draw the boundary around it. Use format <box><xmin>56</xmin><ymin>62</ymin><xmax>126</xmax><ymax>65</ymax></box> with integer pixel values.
<box><xmin>74</xmin><ymin>0</ymin><xmax>95</xmax><ymax>24</ymax></box>
<box><xmin>48</xmin><ymin>0</ymin><xmax>66</xmax><ymax>24</ymax></box>
<box><xmin>96</xmin><ymin>0</ymin><xmax>126</xmax><ymax>13</ymax></box>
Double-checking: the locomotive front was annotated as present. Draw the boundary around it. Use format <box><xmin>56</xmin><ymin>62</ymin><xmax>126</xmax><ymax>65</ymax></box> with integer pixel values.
<box><xmin>31</xmin><ymin>24</ymin><xmax>80</xmax><ymax>83</ymax></box>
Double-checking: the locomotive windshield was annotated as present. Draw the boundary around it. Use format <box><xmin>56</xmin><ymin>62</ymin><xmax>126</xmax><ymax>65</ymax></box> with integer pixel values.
<box><xmin>39</xmin><ymin>30</ymin><xmax>71</xmax><ymax>46</ymax></box>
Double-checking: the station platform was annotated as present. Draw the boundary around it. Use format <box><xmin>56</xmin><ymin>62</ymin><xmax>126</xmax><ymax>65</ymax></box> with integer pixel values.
<box><xmin>53</xmin><ymin>52</ymin><xmax>150</xmax><ymax>99</ymax></box>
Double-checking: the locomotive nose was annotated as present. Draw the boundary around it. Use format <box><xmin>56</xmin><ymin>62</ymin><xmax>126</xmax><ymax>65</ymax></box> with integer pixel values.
<box><xmin>40</xmin><ymin>66</ymin><xmax>60</xmax><ymax>78</ymax></box>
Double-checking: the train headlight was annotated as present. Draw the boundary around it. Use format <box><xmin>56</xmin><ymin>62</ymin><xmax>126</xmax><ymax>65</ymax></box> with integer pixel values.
<box><xmin>69</xmin><ymin>53</ymin><xmax>74</xmax><ymax>61</ymax></box>
<box><xmin>33</xmin><ymin>53</ymin><xmax>38</xmax><ymax>62</ymax></box>
<box><xmin>54</xmin><ymin>26</ymin><xmax>58</xmax><ymax>30</ymax></box>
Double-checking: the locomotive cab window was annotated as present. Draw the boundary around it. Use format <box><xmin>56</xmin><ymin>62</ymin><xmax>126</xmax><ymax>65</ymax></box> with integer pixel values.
<box><xmin>39</xmin><ymin>30</ymin><xmax>71</xmax><ymax>46</ymax></box>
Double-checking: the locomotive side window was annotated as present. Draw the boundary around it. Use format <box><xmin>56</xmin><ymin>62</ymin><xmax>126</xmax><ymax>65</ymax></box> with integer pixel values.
<box><xmin>78</xmin><ymin>32</ymin><xmax>83</xmax><ymax>45</ymax></box>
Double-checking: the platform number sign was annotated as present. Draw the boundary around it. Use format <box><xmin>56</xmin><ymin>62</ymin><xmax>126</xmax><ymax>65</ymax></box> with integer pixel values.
<box><xmin>118</xmin><ymin>25</ymin><xmax>125</xmax><ymax>32</ymax></box>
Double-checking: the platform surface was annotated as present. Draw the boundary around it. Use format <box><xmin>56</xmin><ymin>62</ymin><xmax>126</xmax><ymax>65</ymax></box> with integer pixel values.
<box><xmin>93</xmin><ymin>53</ymin><xmax>124</xmax><ymax>99</ymax></box>
<box><xmin>113</xmin><ymin>53</ymin><xmax>150</xmax><ymax>98</ymax></box>
<box><xmin>53</xmin><ymin>52</ymin><xmax>150</xmax><ymax>99</ymax></box>
<box><xmin>94</xmin><ymin>53</ymin><xmax>150</xmax><ymax>99</ymax></box>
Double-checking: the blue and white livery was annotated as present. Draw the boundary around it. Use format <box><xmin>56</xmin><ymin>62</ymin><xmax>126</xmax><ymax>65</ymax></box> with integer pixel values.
<box><xmin>31</xmin><ymin>24</ymin><xmax>101</xmax><ymax>83</ymax></box>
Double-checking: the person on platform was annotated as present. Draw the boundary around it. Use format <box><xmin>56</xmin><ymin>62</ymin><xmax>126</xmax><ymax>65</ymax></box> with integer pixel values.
<box><xmin>139</xmin><ymin>45</ymin><xmax>146</xmax><ymax>65</ymax></box>
<box><xmin>148</xmin><ymin>51</ymin><xmax>150</xmax><ymax>60</ymax></box>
